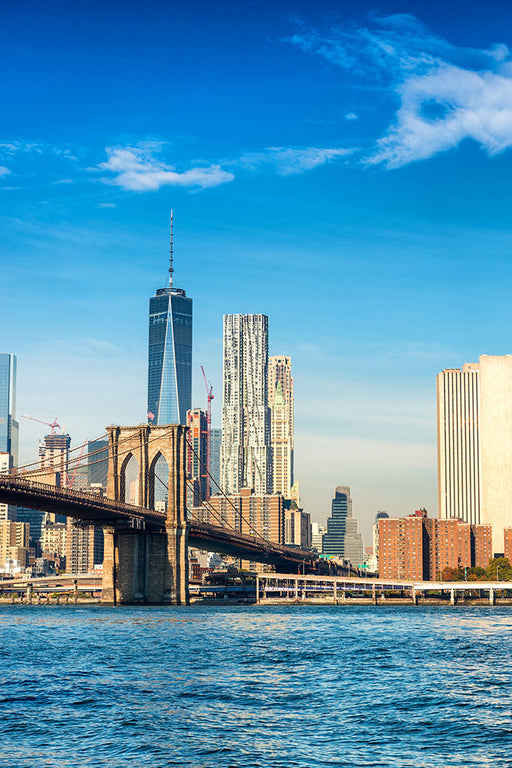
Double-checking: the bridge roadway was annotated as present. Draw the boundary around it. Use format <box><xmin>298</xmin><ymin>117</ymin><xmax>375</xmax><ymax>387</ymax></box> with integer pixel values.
<box><xmin>0</xmin><ymin>474</ymin><xmax>318</xmax><ymax>572</ymax></box>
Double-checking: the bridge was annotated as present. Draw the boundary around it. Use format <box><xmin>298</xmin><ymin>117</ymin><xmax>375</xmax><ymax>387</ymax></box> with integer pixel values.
<box><xmin>0</xmin><ymin>424</ymin><xmax>318</xmax><ymax>605</ymax></box>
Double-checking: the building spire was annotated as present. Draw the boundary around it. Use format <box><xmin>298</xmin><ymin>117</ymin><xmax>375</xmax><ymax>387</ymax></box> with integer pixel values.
<box><xmin>169</xmin><ymin>209</ymin><xmax>174</xmax><ymax>287</ymax></box>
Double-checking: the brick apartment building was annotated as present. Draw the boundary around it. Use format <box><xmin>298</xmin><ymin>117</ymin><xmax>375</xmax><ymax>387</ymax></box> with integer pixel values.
<box><xmin>378</xmin><ymin>511</ymin><xmax>493</xmax><ymax>580</ymax></box>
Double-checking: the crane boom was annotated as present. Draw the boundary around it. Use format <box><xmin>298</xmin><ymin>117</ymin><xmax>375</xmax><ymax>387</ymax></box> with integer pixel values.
<box><xmin>21</xmin><ymin>415</ymin><xmax>62</xmax><ymax>434</ymax></box>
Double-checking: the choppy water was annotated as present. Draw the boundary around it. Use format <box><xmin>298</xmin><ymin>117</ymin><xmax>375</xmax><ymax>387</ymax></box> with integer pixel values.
<box><xmin>1</xmin><ymin>604</ymin><xmax>512</xmax><ymax>767</ymax></box>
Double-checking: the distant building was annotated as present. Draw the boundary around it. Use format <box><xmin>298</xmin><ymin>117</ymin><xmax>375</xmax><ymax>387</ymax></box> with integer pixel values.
<box><xmin>209</xmin><ymin>427</ymin><xmax>221</xmax><ymax>493</ymax></box>
<box><xmin>192</xmin><ymin>487</ymin><xmax>284</xmax><ymax>545</ymax></box>
<box><xmin>0</xmin><ymin>452</ymin><xmax>16</xmax><ymax>522</ymax></box>
<box><xmin>87</xmin><ymin>439</ymin><xmax>109</xmax><ymax>488</ymax></box>
<box><xmin>186</xmin><ymin>408</ymin><xmax>208</xmax><ymax>507</ymax></box>
<box><xmin>311</xmin><ymin>522</ymin><xmax>326</xmax><ymax>553</ymax></box>
<box><xmin>192</xmin><ymin>488</ymin><xmax>284</xmax><ymax>573</ymax></box>
<box><xmin>322</xmin><ymin>486</ymin><xmax>364</xmax><ymax>566</ymax></box>
<box><xmin>438</xmin><ymin>355</ymin><xmax>512</xmax><ymax>553</ymax></box>
<box><xmin>220</xmin><ymin>314</ymin><xmax>272</xmax><ymax>495</ymax></box>
<box><xmin>0</xmin><ymin>353</ymin><xmax>18</xmax><ymax>467</ymax></box>
<box><xmin>504</xmin><ymin>527</ymin><xmax>512</xmax><ymax>563</ymax></box>
<box><xmin>15</xmin><ymin>509</ymin><xmax>46</xmax><ymax>552</ymax></box>
<box><xmin>66</xmin><ymin>519</ymin><xmax>104</xmax><ymax>574</ymax></box>
<box><xmin>42</xmin><ymin>522</ymin><xmax>67</xmax><ymax>560</ymax></box>
<box><xmin>38</xmin><ymin>433</ymin><xmax>71</xmax><ymax>487</ymax></box>
<box><xmin>0</xmin><ymin>520</ymin><xmax>29</xmax><ymax>569</ymax></box>
<box><xmin>378</xmin><ymin>512</ymin><xmax>494</xmax><ymax>579</ymax></box>
<box><xmin>147</xmin><ymin>215</ymin><xmax>192</xmax><ymax>425</ymax></box>
<box><xmin>268</xmin><ymin>355</ymin><xmax>293</xmax><ymax>498</ymax></box>
<box><xmin>284</xmin><ymin>508</ymin><xmax>311</xmax><ymax>548</ymax></box>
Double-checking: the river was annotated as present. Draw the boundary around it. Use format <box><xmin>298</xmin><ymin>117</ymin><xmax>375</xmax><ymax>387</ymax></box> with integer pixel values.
<box><xmin>1</xmin><ymin>604</ymin><xmax>511</xmax><ymax>767</ymax></box>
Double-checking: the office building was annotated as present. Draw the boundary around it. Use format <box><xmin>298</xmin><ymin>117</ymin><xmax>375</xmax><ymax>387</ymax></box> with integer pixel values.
<box><xmin>322</xmin><ymin>486</ymin><xmax>364</xmax><ymax>566</ymax></box>
<box><xmin>268</xmin><ymin>356</ymin><xmax>294</xmax><ymax>498</ymax></box>
<box><xmin>66</xmin><ymin>518</ymin><xmax>104</xmax><ymax>573</ymax></box>
<box><xmin>0</xmin><ymin>452</ymin><xmax>16</xmax><ymax>522</ymax></box>
<box><xmin>38</xmin><ymin>433</ymin><xmax>71</xmax><ymax>487</ymax></box>
<box><xmin>0</xmin><ymin>520</ymin><xmax>29</xmax><ymax>569</ymax></box>
<box><xmin>311</xmin><ymin>522</ymin><xmax>326</xmax><ymax>553</ymax></box>
<box><xmin>220</xmin><ymin>314</ymin><xmax>272</xmax><ymax>495</ymax></box>
<box><xmin>210</xmin><ymin>427</ymin><xmax>221</xmax><ymax>494</ymax></box>
<box><xmin>0</xmin><ymin>353</ymin><xmax>18</xmax><ymax>467</ymax></box>
<box><xmin>147</xmin><ymin>214</ymin><xmax>192</xmax><ymax>425</ymax></box>
<box><xmin>437</xmin><ymin>364</ymin><xmax>480</xmax><ymax>524</ymax></box>
<box><xmin>192</xmin><ymin>488</ymin><xmax>284</xmax><ymax>545</ymax></box>
<box><xmin>437</xmin><ymin>355</ymin><xmax>512</xmax><ymax>553</ymax></box>
<box><xmin>16</xmin><ymin>508</ymin><xmax>46</xmax><ymax>546</ymax></box>
<box><xmin>42</xmin><ymin>522</ymin><xmax>67</xmax><ymax>559</ymax></box>
<box><xmin>284</xmin><ymin>508</ymin><xmax>311</xmax><ymax>548</ymax></box>
<box><xmin>186</xmin><ymin>408</ymin><xmax>208</xmax><ymax>507</ymax></box>
<box><xmin>87</xmin><ymin>439</ymin><xmax>109</xmax><ymax>488</ymax></box>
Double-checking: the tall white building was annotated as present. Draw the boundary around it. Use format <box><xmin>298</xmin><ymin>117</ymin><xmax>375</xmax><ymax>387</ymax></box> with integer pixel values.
<box><xmin>437</xmin><ymin>363</ymin><xmax>480</xmax><ymax>524</ymax></box>
<box><xmin>220</xmin><ymin>314</ymin><xmax>272</xmax><ymax>494</ymax></box>
<box><xmin>268</xmin><ymin>355</ymin><xmax>294</xmax><ymax>497</ymax></box>
<box><xmin>437</xmin><ymin>355</ymin><xmax>512</xmax><ymax>554</ymax></box>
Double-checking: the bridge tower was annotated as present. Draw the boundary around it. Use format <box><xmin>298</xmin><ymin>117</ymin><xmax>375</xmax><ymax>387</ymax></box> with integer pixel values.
<box><xmin>102</xmin><ymin>424</ymin><xmax>189</xmax><ymax>605</ymax></box>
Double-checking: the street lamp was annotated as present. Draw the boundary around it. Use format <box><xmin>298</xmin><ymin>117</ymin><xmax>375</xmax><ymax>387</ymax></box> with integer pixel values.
<box><xmin>496</xmin><ymin>563</ymin><xmax>500</xmax><ymax>582</ymax></box>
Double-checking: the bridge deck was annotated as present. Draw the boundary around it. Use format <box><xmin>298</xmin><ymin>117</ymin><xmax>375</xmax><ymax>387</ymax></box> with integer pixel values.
<box><xmin>0</xmin><ymin>475</ymin><xmax>316</xmax><ymax>570</ymax></box>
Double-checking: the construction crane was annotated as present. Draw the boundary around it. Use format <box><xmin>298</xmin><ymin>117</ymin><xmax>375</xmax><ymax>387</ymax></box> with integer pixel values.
<box><xmin>201</xmin><ymin>366</ymin><xmax>214</xmax><ymax>498</ymax></box>
<box><xmin>21</xmin><ymin>415</ymin><xmax>62</xmax><ymax>434</ymax></box>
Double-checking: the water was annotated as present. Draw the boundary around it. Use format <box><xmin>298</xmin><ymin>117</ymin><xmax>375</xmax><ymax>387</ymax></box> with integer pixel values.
<box><xmin>1</xmin><ymin>604</ymin><xmax>512</xmax><ymax>768</ymax></box>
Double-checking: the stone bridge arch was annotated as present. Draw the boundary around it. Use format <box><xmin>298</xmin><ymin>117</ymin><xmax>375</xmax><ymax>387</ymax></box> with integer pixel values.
<box><xmin>103</xmin><ymin>424</ymin><xmax>189</xmax><ymax>605</ymax></box>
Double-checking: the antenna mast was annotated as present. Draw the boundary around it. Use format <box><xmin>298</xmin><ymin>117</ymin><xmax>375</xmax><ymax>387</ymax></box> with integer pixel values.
<box><xmin>169</xmin><ymin>209</ymin><xmax>174</xmax><ymax>287</ymax></box>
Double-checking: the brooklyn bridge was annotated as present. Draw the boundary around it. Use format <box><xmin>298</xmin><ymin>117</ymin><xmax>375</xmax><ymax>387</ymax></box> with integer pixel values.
<box><xmin>0</xmin><ymin>424</ymin><xmax>318</xmax><ymax>604</ymax></box>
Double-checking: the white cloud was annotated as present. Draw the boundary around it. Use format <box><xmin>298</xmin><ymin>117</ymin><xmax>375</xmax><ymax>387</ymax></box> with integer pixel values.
<box><xmin>98</xmin><ymin>145</ymin><xmax>234</xmax><ymax>191</ymax></box>
<box><xmin>239</xmin><ymin>146</ymin><xmax>354</xmax><ymax>175</ymax></box>
<box><xmin>0</xmin><ymin>166</ymin><xmax>10</xmax><ymax>176</ymax></box>
<box><xmin>289</xmin><ymin>14</ymin><xmax>512</xmax><ymax>168</ymax></box>
<box><xmin>371</xmin><ymin>64</ymin><xmax>512</xmax><ymax>167</ymax></box>
<box><xmin>345</xmin><ymin>112</ymin><xmax>358</xmax><ymax>121</ymax></box>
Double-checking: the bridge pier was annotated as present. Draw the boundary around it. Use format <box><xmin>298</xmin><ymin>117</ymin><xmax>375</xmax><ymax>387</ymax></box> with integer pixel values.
<box><xmin>102</xmin><ymin>424</ymin><xmax>189</xmax><ymax>605</ymax></box>
<box><xmin>102</xmin><ymin>526</ymin><xmax>189</xmax><ymax>605</ymax></box>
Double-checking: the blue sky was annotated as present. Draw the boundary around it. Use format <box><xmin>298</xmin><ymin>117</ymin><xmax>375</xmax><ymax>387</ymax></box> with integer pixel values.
<box><xmin>3</xmin><ymin>0</ymin><xmax>512</xmax><ymax>540</ymax></box>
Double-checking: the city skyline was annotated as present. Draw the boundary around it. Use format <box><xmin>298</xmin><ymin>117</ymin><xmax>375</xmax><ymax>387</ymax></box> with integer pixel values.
<box><xmin>6</xmin><ymin>1</ymin><xmax>512</xmax><ymax>539</ymax></box>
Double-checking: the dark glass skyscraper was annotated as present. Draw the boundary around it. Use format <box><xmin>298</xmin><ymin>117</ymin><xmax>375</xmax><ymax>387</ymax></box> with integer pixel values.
<box><xmin>322</xmin><ymin>486</ymin><xmax>364</xmax><ymax>566</ymax></box>
<box><xmin>147</xmin><ymin>215</ymin><xmax>192</xmax><ymax>425</ymax></box>
<box><xmin>0</xmin><ymin>353</ymin><xmax>18</xmax><ymax>466</ymax></box>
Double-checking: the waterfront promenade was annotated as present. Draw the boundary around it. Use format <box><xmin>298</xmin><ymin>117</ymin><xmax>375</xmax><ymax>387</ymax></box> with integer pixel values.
<box><xmin>257</xmin><ymin>573</ymin><xmax>512</xmax><ymax>605</ymax></box>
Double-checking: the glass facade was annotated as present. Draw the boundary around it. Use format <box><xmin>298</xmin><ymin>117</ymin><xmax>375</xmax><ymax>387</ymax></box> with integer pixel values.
<box><xmin>322</xmin><ymin>486</ymin><xmax>364</xmax><ymax>566</ymax></box>
<box><xmin>148</xmin><ymin>287</ymin><xmax>192</xmax><ymax>425</ymax></box>
<box><xmin>0</xmin><ymin>353</ymin><xmax>18</xmax><ymax>466</ymax></box>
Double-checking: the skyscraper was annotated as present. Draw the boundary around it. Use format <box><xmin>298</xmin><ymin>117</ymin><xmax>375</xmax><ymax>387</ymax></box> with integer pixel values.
<box><xmin>209</xmin><ymin>427</ymin><xmax>221</xmax><ymax>493</ymax></box>
<box><xmin>0</xmin><ymin>353</ymin><xmax>18</xmax><ymax>467</ymax></box>
<box><xmin>322</xmin><ymin>486</ymin><xmax>364</xmax><ymax>566</ymax></box>
<box><xmin>186</xmin><ymin>408</ymin><xmax>208</xmax><ymax>506</ymax></box>
<box><xmin>437</xmin><ymin>363</ymin><xmax>480</xmax><ymax>524</ymax></box>
<box><xmin>220</xmin><ymin>314</ymin><xmax>272</xmax><ymax>495</ymax></box>
<box><xmin>268</xmin><ymin>355</ymin><xmax>294</xmax><ymax>498</ymax></box>
<box><xmin>437</xmin><ymin>355</ymin><xmax>512</xmax><ymax>553</ymax></box>
<box><xmin>147</xmin><ymin>213</ymin><xmax>192</xmax><ymax>425</ymax></box>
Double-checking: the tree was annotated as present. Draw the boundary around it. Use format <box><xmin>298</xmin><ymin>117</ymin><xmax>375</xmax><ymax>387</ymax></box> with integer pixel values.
<box><xmin>486</xmin><ymin>557</ymin><xmax>512</xmax><ymax>581</ymax></box>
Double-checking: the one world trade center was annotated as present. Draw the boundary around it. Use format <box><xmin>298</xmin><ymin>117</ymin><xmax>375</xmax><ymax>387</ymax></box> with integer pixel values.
<box><xmin>147</xmin><ymin>213</ymin><xmax>192</xmax><ymax>425</ymax></box>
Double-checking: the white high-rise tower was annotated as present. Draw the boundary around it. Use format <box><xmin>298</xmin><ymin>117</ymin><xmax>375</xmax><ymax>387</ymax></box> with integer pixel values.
<box><xmin>268</xmin><ymin>356</ymin><xmax>294</xmax><ymax>498</ymax></box>
<box><xmin>220</xmin><ymin>314</ymin><xmax>272</xmax><ymax>495</ymax></box>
